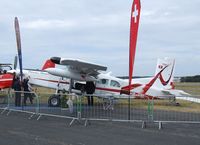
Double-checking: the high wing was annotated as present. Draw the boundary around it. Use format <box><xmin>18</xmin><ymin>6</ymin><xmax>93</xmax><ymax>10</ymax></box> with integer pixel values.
<box><xmin>0</xmin><ymin>63</ymin><xmax>12</xmax><ymax>66</ymax></box>
<box><xmin>61</xmin><ymin>58</ymin><xmax>107</xmax><ymax>75</ymax></box>
<box><xmin>46</xmin><ymin>57</ymin><xmax>107</xmax><ymax>80</ymax></box>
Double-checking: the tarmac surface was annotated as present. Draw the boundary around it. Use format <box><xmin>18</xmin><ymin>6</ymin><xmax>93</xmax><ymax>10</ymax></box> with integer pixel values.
<box><xmin>0</xmin><ymin>111</ymin><xmax>200</xmax><ymax>145</ymax></box>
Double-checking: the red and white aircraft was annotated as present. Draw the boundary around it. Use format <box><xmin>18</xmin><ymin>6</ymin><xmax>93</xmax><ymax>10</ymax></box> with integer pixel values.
<box><xmin>0</xmin><ymin>60</ymin><xmax>59</xmax><ymax>90</ymax></box>
<box><xmin>0</xmin><ymin>64</ymin><xmax>13</xmax><ymax>89</ymax></box>
<box><xmin>45</xmin><ymin>57</ymin><xmax>188</xmax><ymax>99</ymax></box>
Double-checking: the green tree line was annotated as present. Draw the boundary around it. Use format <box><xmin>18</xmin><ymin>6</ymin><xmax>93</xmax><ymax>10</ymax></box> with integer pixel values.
<box><xmin>181</xmin><ymin>75</ymin><xmax>200</xmax><ymax>82</ymax></box>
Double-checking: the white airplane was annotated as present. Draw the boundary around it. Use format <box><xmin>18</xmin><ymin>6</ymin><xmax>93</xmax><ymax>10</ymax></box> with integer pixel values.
<box><xmin>11</xmin><ymin>56</ymin><xmax>189</xmax><ymax>107</ymax></box>
<box><xmin>45</xmin><ymin>57</ymin><xmax>189</xmax><ymax>99</ymax></box>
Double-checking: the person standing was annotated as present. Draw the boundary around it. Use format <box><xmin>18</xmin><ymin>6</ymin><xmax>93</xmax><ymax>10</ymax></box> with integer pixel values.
<box><xmin>23</xmin><ymin>77</ymin><xmax>33</xmax><ymax>105</ymax></box>
<box><xmin>12</xmin><ymin>76</ymin><xmax>21</xmax><ymax>106</ymax></box>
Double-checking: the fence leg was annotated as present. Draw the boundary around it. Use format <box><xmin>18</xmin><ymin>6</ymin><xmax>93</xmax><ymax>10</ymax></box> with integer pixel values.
<box><xmin>84</xmin><ymin>119</ymin><xmax>91</xmax><ymax>127</ymax></box>
<box><xmin>69</xmin><ymin>118</ymin><xmax>76</xmax><ymax>126</ymax></box>
<box><xmin>37</xmin><ymin>114</ymin><xmax>42</xmax><ymax>121</ymax></box>
<box><xmin>142</xmin><ymin>121</ymin><xmax>146</xmax><ymax>129</ymax></box>
<box><xmin>28</xmin><ymin>113</ymin><xmax>36</xmax><ymax>120</ymax></box>
<box><xmin>159</xmin><ymin>121</ymin><xmax>163</xmax><ymax>130</ymax></box>
<box><xmin>1</xmin><ymin>107</ymin><xmax>8</xmax><ymax>114</ymax></box>
<box><xmin>6</xmin><ymin>110</ymin><xmax>11</xmax><ymax>116</ymax></box>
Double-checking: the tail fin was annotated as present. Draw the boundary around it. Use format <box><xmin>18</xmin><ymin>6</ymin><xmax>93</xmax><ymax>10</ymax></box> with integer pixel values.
<box><xmin>42</xmin><ymin>59</ymin><xmax>55</xmax><ymax>70</ymax></box>
<box><xmin>141</xmin><ymin>58</ymin><xmax>175</xmax><ymax>94</ymax></box>
<box><xmin>154</xmin><ymin>57</ymin><xmax>175</xmax><ymax>89</ymax></box>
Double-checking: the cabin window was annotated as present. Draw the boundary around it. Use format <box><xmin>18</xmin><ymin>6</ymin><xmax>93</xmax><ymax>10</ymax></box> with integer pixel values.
<box><xmin>110</xmin><ymin>80</ymin><xmax>120</xmax><ymax>87</ymax></box>
<box><xmin>98</xmin><ymin>79</ymin><xmax>109</xmax><ymax>85</ymax></box>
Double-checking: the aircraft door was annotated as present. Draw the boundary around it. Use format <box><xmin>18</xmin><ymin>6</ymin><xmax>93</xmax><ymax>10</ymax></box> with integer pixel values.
<box><xmin>95</xmin><ymin>78</ymin><xmax>109</xmax><ymax>94</ymax></box>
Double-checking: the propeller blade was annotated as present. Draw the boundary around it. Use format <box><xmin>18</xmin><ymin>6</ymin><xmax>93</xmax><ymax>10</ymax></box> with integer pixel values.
<box><xmin>13</xmin><ymin>55</ymin><xmax>18</xmax><ymax>70</ymax></box>
<box><xmin>14</xmin><ymin>17</ymin><xmax>23</xmax><ymax>81</ymax></box>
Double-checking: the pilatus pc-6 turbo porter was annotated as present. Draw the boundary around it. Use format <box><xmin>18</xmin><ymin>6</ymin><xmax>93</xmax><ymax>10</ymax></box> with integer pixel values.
<box><xmin>46</xmin><ymin>57</ymin><xmax>188</xmax><ymax>99</ymax></box>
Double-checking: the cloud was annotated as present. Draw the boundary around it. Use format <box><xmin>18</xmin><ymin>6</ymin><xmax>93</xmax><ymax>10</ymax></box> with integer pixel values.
<box><xmin>0</xmin><ymin>0</ymin><xmax>200</xmax><ymax>76</ymax></box>
<box><xmin>22</xmin><ymin>19</ymin><xmax>77</xmax><ymax>30</ymax></box>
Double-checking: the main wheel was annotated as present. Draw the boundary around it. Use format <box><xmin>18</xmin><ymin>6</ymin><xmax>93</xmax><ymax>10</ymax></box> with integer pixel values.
<box><xmin>48</xmin><ymin>95</ymin><xmax>61</xmax><ymax>107</ymax></box>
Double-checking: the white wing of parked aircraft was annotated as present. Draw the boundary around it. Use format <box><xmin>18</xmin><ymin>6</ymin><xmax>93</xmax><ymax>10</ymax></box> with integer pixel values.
<box><xmin>45</xmin><ymin>57</ymin><xmax>107</xmax><ymax>82</ymax></box>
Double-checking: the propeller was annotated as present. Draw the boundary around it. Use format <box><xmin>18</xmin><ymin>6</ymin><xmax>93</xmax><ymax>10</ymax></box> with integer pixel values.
<box><xmin>14</xmin><ymin>17</ymin><xmax>23</xmax><ymax>82</ymax></box>
<box><xmin>13</xmin><ymin>55</ymin><xmax>18</xmax><ymax>70</ymax></box>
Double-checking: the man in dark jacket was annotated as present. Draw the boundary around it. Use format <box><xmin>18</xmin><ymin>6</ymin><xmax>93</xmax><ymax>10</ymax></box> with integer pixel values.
<box><xmin>23</xmin><ymin>78</ymin><xmax>33</xmax><ymax>105</ymax></box>
<box><xmin>12</xmin><ymin>76</ymin><xmax>21</xmax><ymax>106</ymax></box>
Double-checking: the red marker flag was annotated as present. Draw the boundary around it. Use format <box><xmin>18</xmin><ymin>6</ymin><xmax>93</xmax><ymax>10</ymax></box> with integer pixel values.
<box><xmin>129</xmin><ymin>0</ymin><xmax>141</xmax><ymax>91</ymax></box>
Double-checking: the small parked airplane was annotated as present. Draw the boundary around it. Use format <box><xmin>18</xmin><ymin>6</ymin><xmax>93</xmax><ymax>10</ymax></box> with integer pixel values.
<box><xmin>0</xmin><ymin>59</ymin><xmax>60</xmax><ymax>90</ymax></box>
<box><xmin>46</xmin><ymin>57</ymin><xmax>189</xmax><ymax>99</ymax></box>
<box><xmin>0</xmin><ymin>63</ymin><xmax>13</xmax><ymax>89</ymax></box>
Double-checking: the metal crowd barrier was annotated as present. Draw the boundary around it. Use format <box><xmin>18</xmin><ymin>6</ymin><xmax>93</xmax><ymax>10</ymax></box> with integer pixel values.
<box><xmin>1</xmin><ymin>89</ymin><xmax>200</xmax><ymax>129</ymax></box>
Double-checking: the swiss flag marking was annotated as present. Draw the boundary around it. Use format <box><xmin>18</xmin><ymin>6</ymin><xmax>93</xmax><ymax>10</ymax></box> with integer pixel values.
<box><xmin>132</xmin><ymin>4</ymin><xmax>139</xmax><ymax>23</ymax></box>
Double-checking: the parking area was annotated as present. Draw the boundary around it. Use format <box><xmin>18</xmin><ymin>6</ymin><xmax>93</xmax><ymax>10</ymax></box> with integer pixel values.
<box><xmin>0</xmin><ymin>112</ymin><xmax>200</xmax><ymax>145</ymax></box>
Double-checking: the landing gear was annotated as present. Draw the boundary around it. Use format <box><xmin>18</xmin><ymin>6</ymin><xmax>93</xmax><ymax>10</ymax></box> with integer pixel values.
<box><xmin>48</xmin><ymin>94</ymin><xmax>61</xmax><ymax>107</ymax></box>
<box><xmin>169</xmin><ymin>96</ymin><xmax>180</xmax><ymax>106</ymax></box>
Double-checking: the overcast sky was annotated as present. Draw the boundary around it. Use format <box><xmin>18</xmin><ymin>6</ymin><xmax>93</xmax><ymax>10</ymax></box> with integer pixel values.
<box><xmin>0</xmin><ymin>0</ymin><xmax>199</xmax><ymax>76</ymax></box>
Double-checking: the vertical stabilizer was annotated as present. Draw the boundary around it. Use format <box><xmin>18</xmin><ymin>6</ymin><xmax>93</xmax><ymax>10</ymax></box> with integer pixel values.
<box><xmin>142</xmin><ymin>58</ymin><xmax>175</xmax><ymax>94</ymax></box>
<box><xmin>153</xmin><ymin>57</ymin><xmax>175</xmax><ymax>89</ymax></box>
<box><xmin>42</xmin><ymin>60</ymin><xmax>55</xmax><ymax>70</ymax></box>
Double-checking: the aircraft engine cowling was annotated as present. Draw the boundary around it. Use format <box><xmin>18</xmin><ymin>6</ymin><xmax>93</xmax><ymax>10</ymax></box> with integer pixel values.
<box><xmin>50</xmin><ymin>57</ymin><xmax>61</xmax><ymax>64</ymax></box>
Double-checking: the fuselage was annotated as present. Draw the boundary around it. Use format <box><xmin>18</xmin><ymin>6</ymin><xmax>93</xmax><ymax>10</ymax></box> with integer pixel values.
<box><xmin>0</xmin><ymin>73</ymin><xmax>13</xmax><ymax>89</ymax></box>
<box><xmin>2</xmin><ymin>68</ymin><xmax>174</xmax><ymax>98</ymax></box>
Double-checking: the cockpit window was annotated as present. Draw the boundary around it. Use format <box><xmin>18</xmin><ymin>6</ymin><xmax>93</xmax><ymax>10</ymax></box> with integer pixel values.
<box><xmin>110</xmin><ymin>80</ymin><xmax>120</xmax><ymax>87</ymax></box>
<box><xmin>98</xmin><ymin>79</ymin><xmax>109</xmax><ymax>85</ymax></box>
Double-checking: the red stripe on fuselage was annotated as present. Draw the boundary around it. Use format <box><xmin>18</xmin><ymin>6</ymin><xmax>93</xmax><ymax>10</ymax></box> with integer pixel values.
<box><xmin>34</xmin><ymin>78</ymin><xmax>69</xmax><ymax>84</ymax></box>
<box><xmin>95</xmin><ymin>87</ymin><xmax>121</xmax><ymax>93</ymax></box>
<box><xmin>96</xmin><ymin>83</ymin><xmax>142</xmax><ymax>93</ymax></box>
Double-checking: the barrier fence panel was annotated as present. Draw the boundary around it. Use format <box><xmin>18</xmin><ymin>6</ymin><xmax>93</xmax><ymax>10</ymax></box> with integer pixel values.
<box><xmin>1</xmin><ymin>90</ymin><xmax>79</xmax><ymax>120</ymax></box>
<box><xmin>1</xmin><ymin>89</ymin><xmax>200</xmax><ymax>128</ymax></box>
<box><xmin>80</xmin><ymin>95</ymin><xmax>128</xmax><ymax>121</ymax></box>
<box><xmin>80</xmin><ymin>94</ymin><xmax>200</xmax><ymax>125</ymax></box>
<box><xmin>7</xmin><ymin>90</ymin><xmax>38</xmax><ymax>114</ymax></box>
<box><xmin>152</xmin><ymin>96</ymin><xmax>200</xmax><ymax>123</ymax></box>
<box><xmin>36</xmin><ymin>93</ymin><xmax>78</xmax><ymax>119</ymax></box>
<box><xmin>130</xmin><ymin>98</ymin><xmax>150</xmax><ymax>122</ymax></box>
<box><xmin>0</xmin><ymin>90</ymin><xmax>9</xmax><ymax>109</ymax></box>
<box><xmin>80</xmin><ymin>95</ymin><xmax>149</xmax><ymax>122</ymax></box>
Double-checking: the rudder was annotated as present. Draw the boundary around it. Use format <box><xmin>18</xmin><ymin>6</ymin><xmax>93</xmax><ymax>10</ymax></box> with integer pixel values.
<box><xmin>42</xmin><ymin>59</ymin><xmax>55</xmax><ymax>70</ymax></box>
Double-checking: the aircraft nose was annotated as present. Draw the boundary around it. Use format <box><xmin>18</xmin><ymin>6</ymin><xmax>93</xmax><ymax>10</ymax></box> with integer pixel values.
<box><xmin>50</xmin><ymin>57</ymin><xmax>61</xmax><ymax>64</ymax></box>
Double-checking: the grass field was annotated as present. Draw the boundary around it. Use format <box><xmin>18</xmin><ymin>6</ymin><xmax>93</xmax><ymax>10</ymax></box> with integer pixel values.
<box><xmin>175</xmin><ymin>82</ymin><xmax>200</xmax><ymax>96</ymax></box>
<box><xmin>1</xmin><ymin>83</ymin><xmax>200</xmax><ymax>113</ymax></box>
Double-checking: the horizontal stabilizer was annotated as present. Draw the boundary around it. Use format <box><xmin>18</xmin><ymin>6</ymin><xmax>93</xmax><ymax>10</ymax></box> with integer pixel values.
<box><xmin>162</xmin><ymin>89</ymin><xmax>190</xmax><ymax>97</ymax></box>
